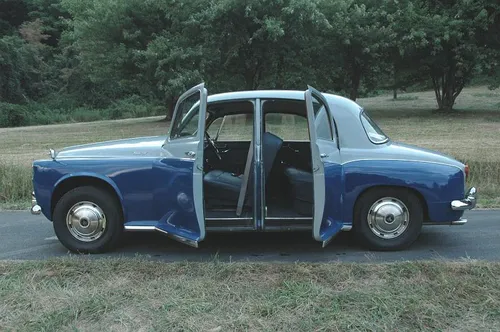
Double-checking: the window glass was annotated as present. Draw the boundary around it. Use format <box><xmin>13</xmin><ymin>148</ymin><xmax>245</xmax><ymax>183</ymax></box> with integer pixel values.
<box><xmin>207</xmin><ymin>114</ymin><xmax>253</xmax><ymax>141</ymax></box>
<box><xmin>206</xmin><ymin>117</ymin><xmax>223</xmax><ymax>138</ymax></box>
<box><xmin>312</xmin><ymin>96</ymin><xmax>333</xmax><ymax>140</ymax></box>
<box><xmin>265</xmin><ymin>113</ymin><xmax>309</xmax><ymax>141</ymax></box>
<box><xmin>170</xmin><ymin>92</ymin><xmax>200</xmax><ymax>139</ymax></box>
<box><xmin>360</xmin><ymin>110</ymin><xmax>388</xmax><ymax>144</ymax></box>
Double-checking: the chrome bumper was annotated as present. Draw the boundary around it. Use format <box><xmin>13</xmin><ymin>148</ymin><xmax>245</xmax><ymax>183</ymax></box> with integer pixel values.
<box><xmin>451</xmin><ymin>187</ymin><xmax>477</xmax><ymax>211</ymax></box>
<box><xmin>31</xmin><ymin>191</ymin><xmax>41</xmax><ymax>215</ymax></box>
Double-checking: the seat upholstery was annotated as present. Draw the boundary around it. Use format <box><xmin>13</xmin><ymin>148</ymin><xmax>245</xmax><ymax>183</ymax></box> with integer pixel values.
<box><xmin>284</xmin><ymin>166</ymin><xmax>313</xmax><ymax>215</ymax></box>
<box><xmin>204</xmin><ymin>132</ymin><xmax>283</xmax><ymax>206</ymax></box>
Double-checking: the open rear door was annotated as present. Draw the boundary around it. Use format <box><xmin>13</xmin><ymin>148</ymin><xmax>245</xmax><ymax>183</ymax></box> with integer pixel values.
<box><xmin>305</xmin><ymin>86</ymin><xmax>344</xmax><ymax>247</ymax></box>
<box><xmin>153</xmin><ymin>83</ymin><xmax>207</xmax><ymax>247</ymax></box>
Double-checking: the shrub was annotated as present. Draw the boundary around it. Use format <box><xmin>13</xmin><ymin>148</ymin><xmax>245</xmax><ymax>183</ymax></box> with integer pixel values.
<box><xmin>0</xmin><ymin>103</ymin><xmax>28</xmax><ymax>127</ymax></box>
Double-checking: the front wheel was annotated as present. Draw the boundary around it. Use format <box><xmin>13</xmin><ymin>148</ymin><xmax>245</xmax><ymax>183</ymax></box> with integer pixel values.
<box><xmin>354</xmin><ymin>187</ymin><xmax>423</xmax><ymax>251</ymax></box>
<box><xmin>53</xmin><ymin>186</ymin><xmax>124</xmax><ymax>253</ymax></box>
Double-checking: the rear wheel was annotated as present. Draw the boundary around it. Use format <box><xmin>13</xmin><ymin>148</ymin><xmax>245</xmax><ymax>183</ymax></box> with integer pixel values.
<box><xmin>53</xmin><ymin>186</ymin><xmax>123</xmax><ymax>253</ymax></box>
<box><xmin>354</xmin><ymin>187</ymin><xmax>423</xmax><ymax>251</ymax></box>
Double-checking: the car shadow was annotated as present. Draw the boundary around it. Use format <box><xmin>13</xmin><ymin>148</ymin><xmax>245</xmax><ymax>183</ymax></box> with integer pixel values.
<box><xmin>99</xmin><ymin>227</ymin><xmax>459</xmax><ymax>262</ymax></box>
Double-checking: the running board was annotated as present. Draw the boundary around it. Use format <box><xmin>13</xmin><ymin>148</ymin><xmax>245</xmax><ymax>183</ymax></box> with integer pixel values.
<box><xmin>124</xmin><ymin>225</ymin><xmax>198</xmax><ymax>248</ymax></box>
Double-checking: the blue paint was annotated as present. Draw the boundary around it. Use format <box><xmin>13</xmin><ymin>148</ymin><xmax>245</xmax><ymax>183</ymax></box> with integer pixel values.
<box><xmin>33</xmin><ymin>154</ymin><xmax>466</xmax><ymax>243</ymax></box>
<box><xmin>152</xmin><ymin>158</ymin><xmax>201</xmax><ymax>241</ymax></box>
<box><xmin>319</xmin><ymin>162</ymin><xmax>344</xmax><ymax>241</ymax></box>
<box><xmin>342</xmin><ymin>160</ymin><xmax>465</xmax><ymax>223</ymax></box>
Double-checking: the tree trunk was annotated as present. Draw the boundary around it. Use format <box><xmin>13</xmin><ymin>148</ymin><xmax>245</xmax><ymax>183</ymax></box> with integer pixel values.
<box><xmin>393</xmin><ymin>62</ymin><xmax>398</xmax><ymax>100</ymax></box>
<box><xmin>348</xmin><ymin>59</ymin><xmax>361</xmax><ymax>101</ymax></box>
<box><xmin>165</xmin><ymin>96</ymin><xmax>177</xmax><ymax>120</ymax></box>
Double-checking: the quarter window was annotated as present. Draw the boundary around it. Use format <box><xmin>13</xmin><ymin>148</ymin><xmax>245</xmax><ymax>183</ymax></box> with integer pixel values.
<box><xmin>360</xmin><ymin>110</ymin><xmax>389</xmax><ymax>144</ymax></box>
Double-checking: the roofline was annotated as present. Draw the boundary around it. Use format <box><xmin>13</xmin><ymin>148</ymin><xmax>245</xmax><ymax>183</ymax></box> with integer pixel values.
<box><xmin>207</xmin><ymin>90</ymin><xmax>305</xmax><ymax>103</ymax></box>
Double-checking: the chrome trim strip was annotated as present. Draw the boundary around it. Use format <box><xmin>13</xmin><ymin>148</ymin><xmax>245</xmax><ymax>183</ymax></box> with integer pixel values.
<box><xmin>423</xmin><ymin>218</ymin><xmax>467</xmax><ymax>225</ymax></box>
<box><xmin>206</xmin><ymin>226</ymin><xmax>256</xmax><ymax>232</ymax></box>
<box><xmin>341</xmin><ymin>158</ymin><xmax>463</xmax><ymax>171</ymax></box>
<box><xmin>265</xmin><ymin>217</ymin><xmax>312</xmax><ymax>221</ymax></box>
<box><xmin>205</xmin><ymin>217</ymin><xmax>253</xmax><ymax>221</ymax></box>
<box><xmin>451</xmin><ymin>187</ymin><xmax>477</xmax><ymax>211</ymax></box>
<box><xmin>341</xmin><ymin>225</ymin><xmax>353</xmax><ymax>231</ymax></box>
<box><xmin>124</xmin><ymin>225</ymin><xmax>155</xmax><ymax>231</ymax></box>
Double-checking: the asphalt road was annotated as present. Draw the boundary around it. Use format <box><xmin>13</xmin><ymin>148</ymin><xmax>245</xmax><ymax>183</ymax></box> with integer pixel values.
<box><xmin>0</xmin><ymin>210</ymin><xmax>499</xmax><ymax>262</ymax></box>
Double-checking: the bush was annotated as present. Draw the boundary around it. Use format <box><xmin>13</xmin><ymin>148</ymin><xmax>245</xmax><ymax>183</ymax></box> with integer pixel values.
<box><xmin>0</xmin><ymin>103</ymin><xmax>28</xmax><ymax>127</ymax></box>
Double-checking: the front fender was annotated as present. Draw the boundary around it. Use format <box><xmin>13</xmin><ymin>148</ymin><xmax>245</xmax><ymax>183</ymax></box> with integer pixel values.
<box><xmin>33</xmin><ymin>161</ymin><xmax>125</xmax><ymax>221</ymax></box>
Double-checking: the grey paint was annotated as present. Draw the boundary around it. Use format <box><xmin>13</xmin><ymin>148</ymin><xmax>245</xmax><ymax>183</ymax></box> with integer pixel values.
<box><xmin>55</xmin><ymin>136</ymin><xmax>166</xmax><ymax>159</ymax></box>
<box><xmin>50</xmin><ymin>89</ymin><xmax>463</xmax><ymax>175</ymax></box>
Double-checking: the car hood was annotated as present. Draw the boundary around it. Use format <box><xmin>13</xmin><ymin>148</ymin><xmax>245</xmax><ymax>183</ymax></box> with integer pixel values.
<box><xmin>383</xmin><ymin>141</ymin><xmax>464</xmax><ymax>168</ymax></box>
<box><xmin>55</xmin><ymin>136</ymin><xmax>167</xmax><ymax>159</ymax></box>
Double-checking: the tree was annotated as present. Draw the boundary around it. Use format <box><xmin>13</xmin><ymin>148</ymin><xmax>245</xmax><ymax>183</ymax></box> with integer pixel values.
<box><xmin>414</xmin><ymin>0</ymin><xmax>493</xmax><ymax>111</ymax></box>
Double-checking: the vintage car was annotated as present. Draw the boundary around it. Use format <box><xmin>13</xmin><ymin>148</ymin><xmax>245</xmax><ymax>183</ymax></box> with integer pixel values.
<box><xmin>31</xmin><ymin>84</ymin><xmax>477</xmax><ymax>253</ymax></box>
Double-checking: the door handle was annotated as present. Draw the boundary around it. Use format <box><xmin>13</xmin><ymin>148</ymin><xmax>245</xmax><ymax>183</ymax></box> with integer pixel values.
<box><xmin>320</xmin><ymin>153</ymin><xmax>328</xmax><ymax>158</ymax></box>
<box><xmin>185</xmin><ymin>151</ymin><xmax>196</xmax><ymax>158</ymax></box>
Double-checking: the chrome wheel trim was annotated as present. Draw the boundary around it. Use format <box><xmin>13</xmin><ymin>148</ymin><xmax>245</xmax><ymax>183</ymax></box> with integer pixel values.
<box><xmin>66</xmin><ymin>201</ymin><xmax>106</xmax><ymax>242</ymax></box>
<box><xmin>367</xmin><ymin>197</ymin><xmax>409</xmax><ymax>239</ymax></box>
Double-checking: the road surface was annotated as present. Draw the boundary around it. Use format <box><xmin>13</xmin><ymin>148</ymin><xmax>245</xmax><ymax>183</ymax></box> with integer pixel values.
<box><xmin>0</xmin><ymin>210</ymin><xmax>498</xmax><ymax>262</ymax></box>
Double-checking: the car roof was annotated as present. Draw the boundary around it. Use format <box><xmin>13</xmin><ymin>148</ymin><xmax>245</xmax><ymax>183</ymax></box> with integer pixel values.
<box><xmin>208</xmin><ymin>90</ymin><xmax>305</xmax><ymax>103</ymax></box>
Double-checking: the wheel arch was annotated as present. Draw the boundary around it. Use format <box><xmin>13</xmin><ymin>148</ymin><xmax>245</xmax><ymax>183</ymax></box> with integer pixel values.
<box><xmin>353</xmin><ymin>185</ymin><xmax>429</xmax><ymax>224</ymax></box>
<box><xmin>51</xmin><ymin>174</ymin><xmax>125</xmax><ymax>221</ymax></box>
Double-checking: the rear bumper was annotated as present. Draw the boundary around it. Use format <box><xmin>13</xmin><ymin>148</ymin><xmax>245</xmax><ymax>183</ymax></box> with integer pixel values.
<box><xmin>31</xmin><ymin>191</ymin><xmax>41</xmax><ymax>215</ymax></box>
<box><xmin>451</xmin><ymin>187</ymin><xmax>477</xmax><ymax>211</ymax></box>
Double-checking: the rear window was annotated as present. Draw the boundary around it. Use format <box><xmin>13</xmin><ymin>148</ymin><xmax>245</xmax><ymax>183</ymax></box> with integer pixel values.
<box><xmin>360</xmin><ymin>111</ymin><xmax>388</xmax><ymax>144</ymax></box>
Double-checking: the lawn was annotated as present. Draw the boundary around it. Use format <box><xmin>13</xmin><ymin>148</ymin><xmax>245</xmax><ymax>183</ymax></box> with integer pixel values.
<box><xmin>0</xmin><ymin>86</ymin><xmax>499</xmax><ymax>208</ymax></box>
<box><xmin>0</xmin><ymin>258</ymin><xmax>499</xmax><ymax>331</ymax></box>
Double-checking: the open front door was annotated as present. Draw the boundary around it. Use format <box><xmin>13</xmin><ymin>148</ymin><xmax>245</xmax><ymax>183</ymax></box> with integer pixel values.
<box><xmin>305</xmin><ymin>86</ymin><xmax>344</xmax><ymax>247</ymax></box>
<box><xmin>153</xmin><ymin>83</ymin><xmax>207</xmax><ymax>247</ymax></box>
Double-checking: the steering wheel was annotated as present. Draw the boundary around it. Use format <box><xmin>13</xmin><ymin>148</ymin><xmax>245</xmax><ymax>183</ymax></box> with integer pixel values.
<box><xmin>205</xmin><ymin>131</ymin><xmax>222</xmax><ymax>160</ymax></box>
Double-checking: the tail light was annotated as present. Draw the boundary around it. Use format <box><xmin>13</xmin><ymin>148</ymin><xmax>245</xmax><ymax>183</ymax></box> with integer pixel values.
<box><xmin>464</xmin><ymin>164</ymin><xmax>469</xmax><ymax>180</ymax></box>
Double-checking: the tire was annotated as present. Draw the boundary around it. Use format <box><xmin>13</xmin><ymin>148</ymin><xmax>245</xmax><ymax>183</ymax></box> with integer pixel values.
<box><xmin>53</xmin><ymin>186</ymin><xmax>124</xmax><ymax>253</ymax></box>
<box><xmin>354</xmin><ymin>187</ymin><xmax>423</xmax><ymax>251</ymax></box>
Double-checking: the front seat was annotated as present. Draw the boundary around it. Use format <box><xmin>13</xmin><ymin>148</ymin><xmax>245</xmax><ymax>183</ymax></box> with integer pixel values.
<box><xmin>204</xmin><ymin>132</ymin><xmax>283</xmax><ymax>207</ymax></box>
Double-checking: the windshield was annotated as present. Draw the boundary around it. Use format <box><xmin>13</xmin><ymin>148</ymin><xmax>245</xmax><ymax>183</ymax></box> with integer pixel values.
<box><xmin>360</xmin><ymin>110</ymin><xmax>389</xmax><ymax>144</ymax></box>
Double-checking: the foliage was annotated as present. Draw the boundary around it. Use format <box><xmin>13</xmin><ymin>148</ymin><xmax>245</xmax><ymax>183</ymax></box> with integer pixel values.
<box><xmin>0</xmin><ymin>0</ymin><xmax>498</xmax><ymax>127</ymax></box>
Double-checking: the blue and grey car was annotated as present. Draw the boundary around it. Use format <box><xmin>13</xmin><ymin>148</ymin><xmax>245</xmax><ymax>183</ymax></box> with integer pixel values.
<box><xmin>31</xmin><ymin>84</ymin><xmax>477</xmax><ymax>253</ymax></box>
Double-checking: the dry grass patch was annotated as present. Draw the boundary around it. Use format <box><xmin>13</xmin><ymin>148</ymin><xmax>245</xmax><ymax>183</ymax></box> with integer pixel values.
<box><xmin>0</xmin><ymin>258</ymin><xmax>499</xmax><ymax>331</ymax></box>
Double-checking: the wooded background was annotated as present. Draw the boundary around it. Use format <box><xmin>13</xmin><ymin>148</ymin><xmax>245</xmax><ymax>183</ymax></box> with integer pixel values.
<box><xmin>1</xmin><ymin>0</ymin><xmax>499</xmax><ymax>127</ymax></box>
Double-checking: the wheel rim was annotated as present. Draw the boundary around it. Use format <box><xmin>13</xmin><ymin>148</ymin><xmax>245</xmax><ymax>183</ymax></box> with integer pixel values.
<box><xmin>66</xmin><ymin>201</ymin><xmax>106</xmax><ymax>242</ymax></box>
<box><xmin>367</xmin><ymin>197</ymin><xmax>409</xmax><ymax>239</ymax></box>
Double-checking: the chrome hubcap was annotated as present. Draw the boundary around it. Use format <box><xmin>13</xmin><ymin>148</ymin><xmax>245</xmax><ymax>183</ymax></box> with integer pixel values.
<box><xmin>66</xmin><ymin>201</ymin><xmax>106</xmax><ymax>242</ymax></box>
<box><xmin>367</xmin><ymin>197</ymin><xmax>409</xmax><ymax>239</ymax></box>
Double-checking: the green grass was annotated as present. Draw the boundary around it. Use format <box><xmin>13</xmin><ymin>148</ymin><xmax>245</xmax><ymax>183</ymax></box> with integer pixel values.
<box><xmin>0</xmin><ymin>86</ymin><xmax>499</xmax><ymax>208</ymax></box>
<box><xmin>1</xmin><ymin>258</ymin><xmax>499</xmax><ymax>331</ymax></box>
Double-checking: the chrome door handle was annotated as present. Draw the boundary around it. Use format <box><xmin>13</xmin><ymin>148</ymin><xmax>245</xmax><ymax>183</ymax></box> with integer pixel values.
<box><xmin>320</xmin><ymin>153</ymin><xmax>328</xmax><ymax>158</ymax></box>
<box><xmin>185</xmin><ymin>151</ymin><xmax>196</xmax><ymax>158</ymax></box>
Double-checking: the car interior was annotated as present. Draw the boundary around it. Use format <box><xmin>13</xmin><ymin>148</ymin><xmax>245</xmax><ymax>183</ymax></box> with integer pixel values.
<box><xmin>202</xmin><ymin>99</ymin><xmax>314</xmax><ymax>230</ymax></box>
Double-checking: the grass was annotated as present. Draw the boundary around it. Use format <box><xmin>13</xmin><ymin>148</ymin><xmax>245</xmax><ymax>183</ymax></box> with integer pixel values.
<box><xmin>0</xmin><ymin>86</ymin><xmax>499</xmax><ymax>208</ymax></box>
<box><xmin>0</xmin><ymin>258</ymin><xmax>499</xmax><ymax>331</ymax></box>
